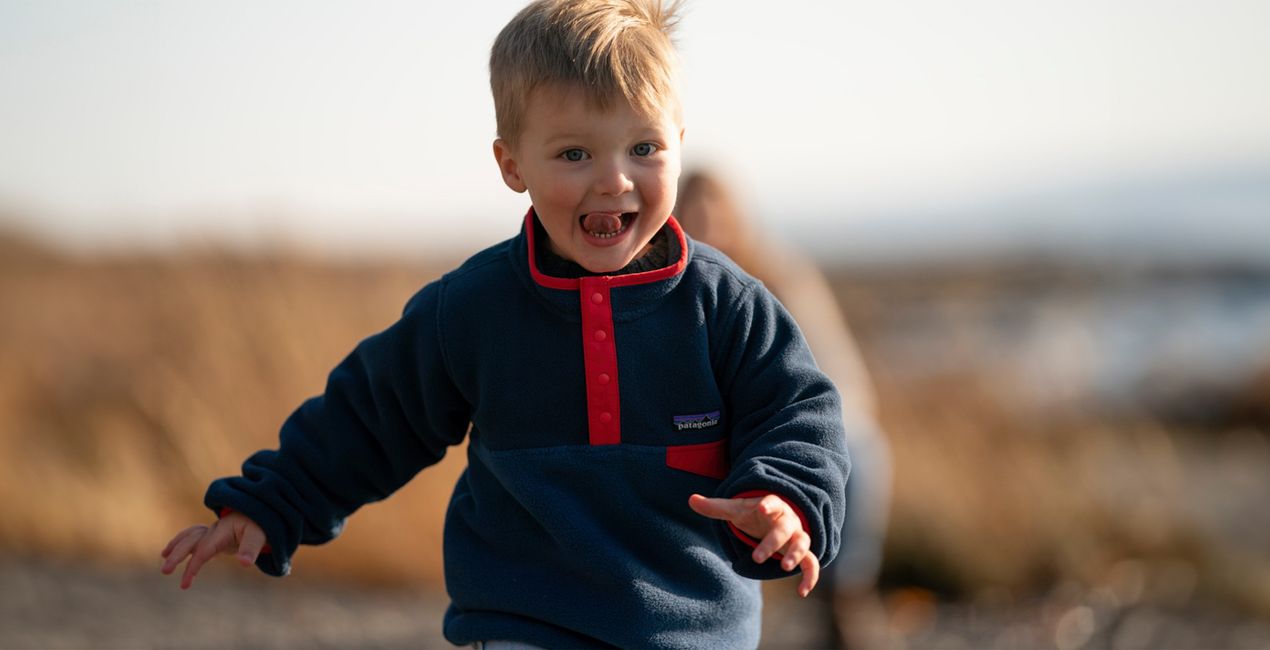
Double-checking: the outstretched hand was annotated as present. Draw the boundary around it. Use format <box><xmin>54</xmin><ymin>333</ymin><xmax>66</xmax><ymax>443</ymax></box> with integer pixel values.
<box><xmin>159</xmin><ymin>511</ymin><xmax>267</xmax><ymax>589</ymax></box>
<box><xmin>688</xmin><ymin>493</ymin><xmax>820</xmax><ymax>597</ymax></box>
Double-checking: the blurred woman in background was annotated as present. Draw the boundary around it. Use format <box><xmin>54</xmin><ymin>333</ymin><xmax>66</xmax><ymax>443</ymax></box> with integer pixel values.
<box><xmin>676</xmin><ymin>170</ymin><xmax>893</xmax><ymax>648</ymax></box>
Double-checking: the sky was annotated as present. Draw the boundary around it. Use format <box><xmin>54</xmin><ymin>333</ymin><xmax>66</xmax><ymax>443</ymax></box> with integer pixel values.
<box><xmin>1</xmin><ymin>0</ymin><xmax>1268</xmax><ymax>261</ymax></box>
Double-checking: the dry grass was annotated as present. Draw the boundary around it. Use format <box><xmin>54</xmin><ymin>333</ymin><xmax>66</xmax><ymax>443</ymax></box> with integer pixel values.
<box><xmin>0</xmin><ymin>237</ymin><xmax>466</xmax><ymax>586</ymax></box>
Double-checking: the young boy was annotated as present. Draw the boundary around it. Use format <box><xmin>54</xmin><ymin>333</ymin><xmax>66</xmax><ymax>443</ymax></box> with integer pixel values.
<box><xmin>160</xmin><ymin>1</ymin><xmax>849</xmax><ymax>647</ymax></box>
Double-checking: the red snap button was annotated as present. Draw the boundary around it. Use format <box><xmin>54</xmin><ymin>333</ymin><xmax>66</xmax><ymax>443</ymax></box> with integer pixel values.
<box><xmin>600</xmin><ymin>412</ymin><xmax>612</xmax><ymax>423</ymax></box>
<box><xmin>591</xmin><ymin>292</ymin><xmax>604</xmax><ymax>304</ymax></box>
<box><xmin>598</xmin><ymin>373</ymin><xmax>610</xmax><ymax>384</ymax></box>
<box><xmin>594</xmin><ymin>330</ymin><xmax>607</xmax><ymax>341</ymax></box>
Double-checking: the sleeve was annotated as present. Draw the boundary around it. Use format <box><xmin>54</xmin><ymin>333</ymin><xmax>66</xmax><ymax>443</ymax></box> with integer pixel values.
<box><xmin>711</xmin><ymin>281</ymin><xmax>851</xmax><ymax>580</ymax></box>
<box><xmin>203</xmin><ymin>280</ymin><xmax>470</xmax><ymax>577</ymax></box>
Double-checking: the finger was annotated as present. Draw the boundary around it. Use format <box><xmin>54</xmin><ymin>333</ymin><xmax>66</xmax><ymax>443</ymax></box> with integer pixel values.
<box><xmin>752</xmin><ymin>514</ymin><xmax>796</xmax><ymax>564</ymax></box>
<box><xmin>797</xmin><ymin>549</ymin><xmax>821</xmax><ymax>598</ymax></box>
<box><xmin>780</xmin><ymin>530</ymin><xmax>812</xmax><ymax>572</ymax></box>
<box><xmin>180</xmin><ymin>544</ymin><xmax>212</xmax><ymax>590</ymax></box>
<box><xmin>160</xmin><ymin>526</ymin><xmax>208</xmax><ymax>575</ymax></box>
<box><xmin>180</xmin><ymin>524</ymin><xmax>233</xmax><ymax>589</ymax></box>
<box><xmin>235</xmin><ymin>522</ymin><xmax>267</xmax><ymax>567</ymax></box>
<box><xmin>161</xmin><ymin>525</ymin><xmax>206</xmax><ymax>559</ymax></box>
<box><xmin>687</xmin><ymin>494</ymin><xmax>758</xmax><ymax>522</ymax></box>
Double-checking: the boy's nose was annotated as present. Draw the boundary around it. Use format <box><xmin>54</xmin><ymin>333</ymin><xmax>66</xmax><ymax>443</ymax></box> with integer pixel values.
<box><xmin>593</xmin><ymin>159</ymin><xmax>635</xmax><ymax>196</ymax></box>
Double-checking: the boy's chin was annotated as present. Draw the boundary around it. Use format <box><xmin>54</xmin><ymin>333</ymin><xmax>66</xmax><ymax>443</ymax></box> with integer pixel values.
<box><xmin>577</xmin><ymin>254</ymin><xmax>639</xmax><ymax>274</ymax></box>
<box><xmin>574</xmin><ymin>244</ymin><xmax>653</xmax><ymax>274</ymax></box>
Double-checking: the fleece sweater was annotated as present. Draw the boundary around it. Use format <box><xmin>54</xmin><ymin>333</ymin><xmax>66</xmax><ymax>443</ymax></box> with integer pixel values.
<box><xmin>205</xmin><ymin>210</ymin><xmax>850</xmax><ymax>649</ymax></box>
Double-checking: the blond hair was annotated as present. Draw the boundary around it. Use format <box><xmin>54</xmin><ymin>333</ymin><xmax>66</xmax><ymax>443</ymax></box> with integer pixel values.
<box><xmin>490</xmin><ymin>0</ymin><xmax>683</xmax><ymax>146</ymax></box>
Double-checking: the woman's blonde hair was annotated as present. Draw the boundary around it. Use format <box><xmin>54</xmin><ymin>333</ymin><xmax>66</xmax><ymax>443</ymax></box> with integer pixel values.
<box><xmin>490</xmin><ymin>0</ymin><xmax>683</xmax><ymax>146</ymax></box>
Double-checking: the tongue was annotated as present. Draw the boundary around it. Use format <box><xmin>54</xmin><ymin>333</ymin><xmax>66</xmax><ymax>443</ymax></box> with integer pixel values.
<box><xmin>583</xmin><ymin>212</ymin><xmax>623</xmax><ymax>235</ymax></box>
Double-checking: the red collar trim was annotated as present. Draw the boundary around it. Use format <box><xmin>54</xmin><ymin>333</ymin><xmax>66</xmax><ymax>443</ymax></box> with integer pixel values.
<box><xmin>524</xmin><ymin>208</ymin><xmax>688</xmax><ymax>290</ymax></box>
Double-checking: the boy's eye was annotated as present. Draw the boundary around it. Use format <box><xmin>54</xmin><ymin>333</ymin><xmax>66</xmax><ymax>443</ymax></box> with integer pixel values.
<box><xmin>632</xmin><ymin>142</ymin><xmax>658</xmax><ymax>157</ymax></box>
<box><xmin>561</xmin><ymin>149</ymin><xmax>589</xmax><ymax>162</ymax></box>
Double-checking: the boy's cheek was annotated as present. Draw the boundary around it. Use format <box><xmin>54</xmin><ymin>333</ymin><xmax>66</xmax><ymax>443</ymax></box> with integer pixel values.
<box><xmin>531</xmin><ymin>176</ymin><xmax>582</xmax><ymax>205</ymax></box>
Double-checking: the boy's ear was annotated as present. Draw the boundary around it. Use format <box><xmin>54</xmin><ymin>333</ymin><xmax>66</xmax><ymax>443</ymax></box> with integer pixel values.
<box><xmin>493</xmin><ymin>139</ymin><xmax>527</xmax><ymax>193</ymax></box>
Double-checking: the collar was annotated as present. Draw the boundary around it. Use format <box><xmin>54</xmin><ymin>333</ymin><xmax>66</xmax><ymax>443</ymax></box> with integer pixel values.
<box><xmin>523</xmin><ymin>208</ymin><xmax>688</xmax><ymax>291</ymax></box>
<box><xmin>508</xmin><ymin>208</ymin><xmax>693</xmax><ymax>323</ymax></box>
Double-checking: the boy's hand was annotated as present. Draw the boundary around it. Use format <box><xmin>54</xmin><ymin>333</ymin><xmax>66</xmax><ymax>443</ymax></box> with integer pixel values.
<box><xmin>159</xmin><ymin>511</ymin><xmax>267</xmax><ymax>589</ymax></box>
<box><xmin>688</xmin><ymin>493</ymin><xmax>820</xmax><ymax>597</ymax></box>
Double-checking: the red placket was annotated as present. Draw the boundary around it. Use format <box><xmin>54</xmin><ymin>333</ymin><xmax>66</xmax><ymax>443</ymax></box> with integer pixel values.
<box><xmin>580</xmin><ymin>278</ymin><xmax>621</xmax><ymax>445</ymax></box>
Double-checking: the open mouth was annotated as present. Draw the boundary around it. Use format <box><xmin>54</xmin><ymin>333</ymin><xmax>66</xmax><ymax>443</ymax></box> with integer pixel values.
<box><xmin>580</xmin><ymin>211</ymin><xmax>637</xmax><ymax>239</ymax></box>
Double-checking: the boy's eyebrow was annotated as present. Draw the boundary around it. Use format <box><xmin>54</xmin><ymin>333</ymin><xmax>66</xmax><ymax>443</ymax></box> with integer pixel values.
<box><xmin>543</xmin><ymin>133</ymin><xmax>589</xmax><ymax>146</ymax></box>
<box><xmin>542</xmin><ymin>127</ymin><xmax>670</xmax><ymax>147</ymax></box>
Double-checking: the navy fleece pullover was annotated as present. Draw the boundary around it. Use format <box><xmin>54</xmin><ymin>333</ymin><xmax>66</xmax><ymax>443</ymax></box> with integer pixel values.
<box><xmin>205</xmin><ymin>212</ymin><xmax>850</xmax><ymax>649</ymax></box>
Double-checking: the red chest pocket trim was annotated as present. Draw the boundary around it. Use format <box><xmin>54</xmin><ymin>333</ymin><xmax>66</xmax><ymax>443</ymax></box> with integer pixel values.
<box><xmin>666</xmin><ymin>439</ymin><xmax>730</xmax><ymax>480</ymax></box>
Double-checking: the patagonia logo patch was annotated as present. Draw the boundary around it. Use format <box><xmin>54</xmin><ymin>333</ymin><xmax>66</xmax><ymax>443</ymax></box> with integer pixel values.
<box><xmin>673</xmin><ymin>411</ymin><xmax>721</xmax><ymax>431</ymax></box>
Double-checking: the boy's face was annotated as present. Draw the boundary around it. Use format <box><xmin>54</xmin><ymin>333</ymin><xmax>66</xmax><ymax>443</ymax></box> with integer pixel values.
<box><xmin>494</xmin><ymin>84</ymin><xmax>684</xmax><ymax>274</ymax></box>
